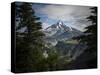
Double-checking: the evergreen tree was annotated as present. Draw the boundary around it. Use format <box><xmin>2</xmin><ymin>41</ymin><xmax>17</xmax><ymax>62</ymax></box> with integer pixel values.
<box><xmin>71</xmin><ymin>7</ymin><xmax>97</xmax><ymax>68</ymax></box>
<box><xmin>85</xmin><ymin>7</ymin><xmax>97</xmax><ymax>52</ymax></box>
<box><xmin>15</xmin><ymin>2</ymin><xmax>45</xmax><ymax>72</ymax></box>
<box><xmin>83</xmin><ymin>7</ymin><xmax>97</xmax><ymax>67</ymax></box>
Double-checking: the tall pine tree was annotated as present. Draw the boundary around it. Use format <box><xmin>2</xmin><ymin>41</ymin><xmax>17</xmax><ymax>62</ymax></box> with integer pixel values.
<box><xmin>83</xmin><ymin>7</ymin><xmax>97</xmax><ymax>67</ymax></box>
<box><xmin>15</xmin><ymin>2</ymin><xmax>45</xmax><ymax>72</ymax></box>
<box><xmin>69</xmin><ymin>7</ymin><xmax>97</xmax><ymax>69</ymax></box>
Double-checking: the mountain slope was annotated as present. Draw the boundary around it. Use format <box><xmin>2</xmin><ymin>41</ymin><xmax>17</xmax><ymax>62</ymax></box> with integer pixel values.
<box><xmin>42</xmin><ymin>20</ymin><xmax>86</xmax><ymax>61</ymax></box>
<box><xmin>43</xmin><ymin>20</ymin><xmax>83</xmax><ymax>46</ymax></box>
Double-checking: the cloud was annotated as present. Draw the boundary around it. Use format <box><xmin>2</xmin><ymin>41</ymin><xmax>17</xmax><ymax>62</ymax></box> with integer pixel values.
<box><xmin>39</xmin><ymin>5</ymin><xmax>74</xmax><ymax>21</ymax></box>
<box><xmin>38</xmin><ymin>5</ymin><xmax>91</xmax><ymax>22</ymax></box>
<box><xmin>42</xmin><ymin>22</ymin><xmax>50</xmax><ymax>29</ymax></box>
<box><xmin>33</xmin><ymin>4</ymin><xmax>93</xmax><ymax>31</ymax></box>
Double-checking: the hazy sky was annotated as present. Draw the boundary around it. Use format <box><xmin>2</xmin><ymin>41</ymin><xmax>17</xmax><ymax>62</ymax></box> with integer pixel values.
<box><xmin>32</xmin><ymin>3</ymin><xmax>93</xmax><ymax>31</ymax></box>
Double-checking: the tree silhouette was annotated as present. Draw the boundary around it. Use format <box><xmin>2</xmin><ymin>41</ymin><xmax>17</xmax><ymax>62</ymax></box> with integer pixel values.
<box><xmin>69</xmin><ymin>7</ymin><xmax>97</xmax><ymax>69</ymax></box>
<box><xmin>83</xmin><ymin>7</ymin><xmax>97</xmax><ymax>67</ymax></box>
<box><xmin>15</xmin><ymin>2</ymin><xmax>45</xmax><ymax>72</ymax></box>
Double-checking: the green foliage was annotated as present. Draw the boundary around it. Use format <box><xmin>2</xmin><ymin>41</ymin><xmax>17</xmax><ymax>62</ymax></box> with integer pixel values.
<box><xmin>73</xmin><ymin>7</ymin><xmax>97</xmax><ymax>68</ymax></box>
<box><xmin>15</xmin><ymin>2</ymin><xmax>45</xmax><ymax>72</ymax></box>
<box><xmin>84</xmin><ymin>7</ymin><xmax>97</xmax><ymax>67</ymax></box>
<box><xmin>45</xmin><ymin>47</ymin><xmax>71</xmax><ymax>70</ymax></box>
<box><xmin>47</xmin><ymin>49</ymin><xmax>59</xmax><ymax>70</ymax></box>
<box><xmin>84</xmin><ymin>7</ymin><xmax>97</xmax><ymax>53</ymax></box>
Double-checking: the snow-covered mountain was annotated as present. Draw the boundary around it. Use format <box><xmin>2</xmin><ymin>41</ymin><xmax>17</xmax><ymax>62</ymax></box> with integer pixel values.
<box><xmin>43</xmin><ymin>20</ymin><xmax>83</xmax><ymax>46</ymax></box>
<box><xmin>44</xmin><ymin>20</ymin><xmax>73</xmax><ymax>37</ymax></box>
<box><xmin>43</xmin><ymin>20</ymin><xmax>86</xmax><ymax>60</ymax></box>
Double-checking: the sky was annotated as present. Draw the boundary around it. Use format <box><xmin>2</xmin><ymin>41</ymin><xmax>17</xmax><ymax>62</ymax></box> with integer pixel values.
<box><xmin>32</xmin><ymin>3</ymin><xmax>93</xmax><ymax>31</ymax></box>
